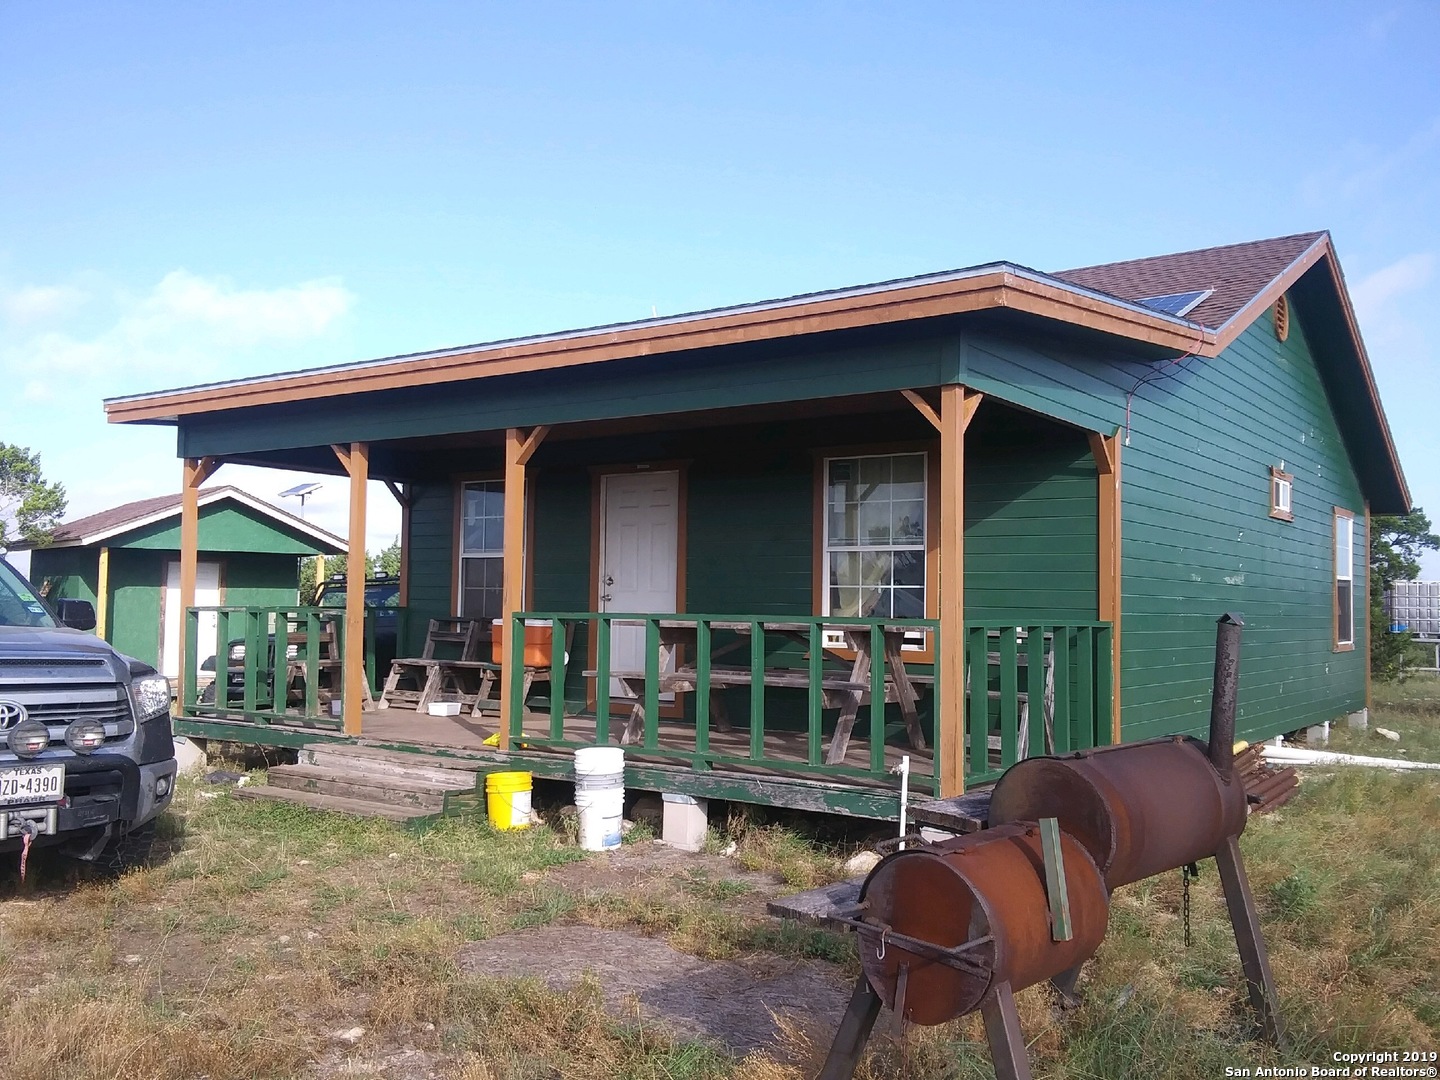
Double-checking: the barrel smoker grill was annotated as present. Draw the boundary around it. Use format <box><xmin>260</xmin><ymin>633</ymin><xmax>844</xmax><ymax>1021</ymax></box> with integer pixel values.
<box><xmin>820</xmin><ymin>614</ymin><xmax>1284</xmax><ymax>1080</ymax></box>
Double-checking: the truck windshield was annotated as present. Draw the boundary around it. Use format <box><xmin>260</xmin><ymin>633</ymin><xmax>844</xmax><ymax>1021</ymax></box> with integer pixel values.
<box><xmin>0</xmin><ymin>560</ymin><xmax>58</xmax><ymax>628</ymax></box>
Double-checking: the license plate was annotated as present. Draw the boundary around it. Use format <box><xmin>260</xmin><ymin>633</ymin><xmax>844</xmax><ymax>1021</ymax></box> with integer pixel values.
<box><xmin>0</xmin><ymin>764</ymin><xmax>66</xmax><ymax>805</ymax></box>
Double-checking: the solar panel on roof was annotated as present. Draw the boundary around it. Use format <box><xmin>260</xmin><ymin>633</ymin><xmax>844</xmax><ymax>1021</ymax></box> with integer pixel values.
<box><xmin>1136</xmin><ymin>289</ymin><xmax>1213</xmax><ymax>318</ymax></box>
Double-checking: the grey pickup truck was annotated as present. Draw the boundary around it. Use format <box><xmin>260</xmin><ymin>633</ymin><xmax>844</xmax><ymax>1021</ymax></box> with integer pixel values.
<box><xmin>0</xmin><ymin>555</ymin><xmax>177</xmax><ymax>873</ymax></box>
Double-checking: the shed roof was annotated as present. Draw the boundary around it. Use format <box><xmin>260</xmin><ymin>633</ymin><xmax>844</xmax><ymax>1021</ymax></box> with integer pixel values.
<box><xmin>15</xmin><ymin>486</ymin><xmax>347</xmax><ymax>554</ymax></box>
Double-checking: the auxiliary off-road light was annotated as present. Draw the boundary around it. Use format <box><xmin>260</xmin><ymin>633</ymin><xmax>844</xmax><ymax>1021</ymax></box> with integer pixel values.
<box><xmin>7</xmin><ymin>720</ymin><xmax>51</xmax><ymax>757</ymax></box>
<box><xmin>155</xmin><ymin>775</ymin><xmax>171</xmax><ymax>798</ymax></box>
<box><xmin>64</xmin><ymin>718</ymin><xmax>106</xmax><ymax>754</ymax></box>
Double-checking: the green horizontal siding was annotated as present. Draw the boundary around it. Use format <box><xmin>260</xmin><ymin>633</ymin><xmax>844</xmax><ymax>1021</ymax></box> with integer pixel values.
<box><xmin>402</xmin><ymin>480</ymin><xmax>457</xmax><ymax>655</ymax></box>
<box><xmin>118</xmin><ymin>503</ymin><xmax>339</xmax><ymax>555</ymax></box>
<box><xmin>1120</xmin><ymin>306</ymin><xmax>1367</xmax><ymax>744</ymax></box>
<box><xmin>966</xmin><ymin>440</ymin><xmax>1097</xmax><ymax>622</ymax></box>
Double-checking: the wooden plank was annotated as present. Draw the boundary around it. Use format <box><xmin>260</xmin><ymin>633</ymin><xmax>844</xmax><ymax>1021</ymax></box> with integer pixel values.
<box><xmin>1039</xmin><ymin>817</ymin><xmax>1073</xmax><ymax>941</ymax></box>
<box><xmin>766</xmin><ymin>878</ymin><xmax>865</xmax><ymax>928</ymax></box>
<box><xmin>178</xmin><ymin>456</ymin><xmax>217</xmax><ymax>697</ymax></box>
<box><xmin>909</xmin><ymin>790</ymin><xmax>991</xmax><ymax>833</ymax></box>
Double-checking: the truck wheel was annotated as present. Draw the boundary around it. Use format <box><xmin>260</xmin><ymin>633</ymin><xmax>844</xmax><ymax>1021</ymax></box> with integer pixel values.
<box><xmin>93</xmin><ymin>821</ymin><xmax>157</xmax><ymax>874</ymax></box>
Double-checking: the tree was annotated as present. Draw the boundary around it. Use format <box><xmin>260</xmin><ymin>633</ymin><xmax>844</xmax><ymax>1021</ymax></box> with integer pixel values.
<box><xmin>298</xmin><ymin>538</ymin><xmax>401</xmax><ymax>603</ymax></box>
<box><xmin>0</xmin><ymin>443</ymin><xmax>67</xmax><ymax>548</ymax></box>
<box><xmin>1370</xmin><ymin>509</ymin><xmax>1440</xmax><ymax>681</ymax></box>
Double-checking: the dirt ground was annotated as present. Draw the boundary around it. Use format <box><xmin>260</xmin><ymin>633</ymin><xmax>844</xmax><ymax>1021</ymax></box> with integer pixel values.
<box><xmin>458</xmin><ymin>925</ymin><xmax>851</xmax><ymax>1057</ymax></box>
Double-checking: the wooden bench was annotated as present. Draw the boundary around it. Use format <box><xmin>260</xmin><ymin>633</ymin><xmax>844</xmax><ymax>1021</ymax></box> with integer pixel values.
<box><xmin>377</xmin><ymin>618</ymin><xmax>486</xmax><ymax>713</ymax></box>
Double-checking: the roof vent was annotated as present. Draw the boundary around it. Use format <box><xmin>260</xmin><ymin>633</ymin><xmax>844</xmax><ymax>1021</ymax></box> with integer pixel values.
<box><xmin>1273</xmin><ymin>295</ymin><xmax>1290</xmax><ymax>342</ymax></box>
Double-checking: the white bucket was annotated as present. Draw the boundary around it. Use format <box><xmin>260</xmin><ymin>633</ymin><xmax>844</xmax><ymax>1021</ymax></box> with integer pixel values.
<box><xmin>574</xmin><ymin>745</ymin><xmax>624</xmax><ymax>851</ymax></box>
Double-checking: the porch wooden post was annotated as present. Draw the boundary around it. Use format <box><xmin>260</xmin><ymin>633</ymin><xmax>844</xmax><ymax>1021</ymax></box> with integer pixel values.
<box><xmin>95</xmin><ymin>546</ymin><xmax>111</xmax><ymax>641</ymax></box>
<box><xmin>939</xmin><ymin>385</ymin><xmax>981</xmax><ymax>798</ymax></box>
<box><xmin>332</xmin><ymin>442</ymin><xmax>369</xmax><ymax>737</ymax></box>
<box><xmin>499</xmin><ymin>427</ymin><xmax>548</xmax><ymax>750</ymax></box>
<box><xmin>178</xmin><ymin>456</ymin><xmax>218</xmax><ymax>687</ymax></box>
<box><xmin>1088</xmin><ymin>432</ymin><xmax>1123</xmax><ymax>744</ymax></box>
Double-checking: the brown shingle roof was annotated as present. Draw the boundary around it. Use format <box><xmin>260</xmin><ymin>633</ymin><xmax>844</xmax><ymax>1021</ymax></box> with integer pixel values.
<box><xmin>47</xmin><ymin>491</ymin><xmax>186</xmax><ymax>544</ymax></box>
<box><xmin>1053</xmin><ymin>231</ymin><xmax>1328</xmax><ymax>331</ymax></box>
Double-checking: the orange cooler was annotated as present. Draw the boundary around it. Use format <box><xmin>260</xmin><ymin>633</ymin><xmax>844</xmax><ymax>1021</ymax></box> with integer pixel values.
<box><xmin>491</xmin><ymin>619</ymin><xmax>556</xmax><ymax>665</ymax></box>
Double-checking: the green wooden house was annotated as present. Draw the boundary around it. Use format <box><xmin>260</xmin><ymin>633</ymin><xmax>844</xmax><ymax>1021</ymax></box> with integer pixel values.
<box><xmin>103</xmin><ymin>231</ymin><xmax>1409</xmax><ymax>818</ymax></box>
<box><xmin>20</xmin><ymin>487</ymin><xmax>346</xmax><ymax>677</ymax></box>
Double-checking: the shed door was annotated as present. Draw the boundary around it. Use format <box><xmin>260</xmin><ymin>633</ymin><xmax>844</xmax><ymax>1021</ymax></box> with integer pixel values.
<box><xmin>161</xmin><ymin>560</ymin><xmax>223</xmax><ymax>680</ymax></box>
<box><xmin>600</xmin><ymin>471</ymin><xmax>679</xmax><ymax>698</ymax></box>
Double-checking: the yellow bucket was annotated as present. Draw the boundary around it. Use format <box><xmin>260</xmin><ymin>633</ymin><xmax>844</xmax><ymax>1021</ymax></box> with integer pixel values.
<box><xmin>485</xmin><ymin>771</ymin><xmax>533</xmax><ymax>830</ymax></box>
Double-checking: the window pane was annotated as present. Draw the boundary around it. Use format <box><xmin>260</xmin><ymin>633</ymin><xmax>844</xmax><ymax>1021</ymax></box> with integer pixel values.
<box><xmin>823</xmin><ymin>453</ymin><xmax>928</xmax><ymax>619</ymax></box>
<box><xmin>1335</xmin><ymin>516</ymin><xmax>1353</xmax><ymax>578</ymax></box>
<box><xmin>1337</xmin><ymin>580</ymin><xmax>1354</xmax><ymax>644</ymax></box>
<box><xmin>894</xmin><ymin>550</ymin><xmax>925</xmax><ymax>587</ymax></box>
<box><xmin>893</xmin><ymin>500</ymin><xmax>925</xmax><ymax>543</ymax></box>
<box><xmin>893</xmin><ymin>587</ymin><xmax>925</xmax><ymax>618</ymax></box>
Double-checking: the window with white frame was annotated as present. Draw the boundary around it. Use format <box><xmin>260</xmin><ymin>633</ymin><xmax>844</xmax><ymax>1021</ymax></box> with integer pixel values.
<box><xmin>458</xmin><ymin>481</ymin><xmax>505</xmax><ymax>622</ymax></box>
<box><xmin>1335</xmin><ymin>509</ymin><xmax>1355</xmax><ymax>649</ymax></box>
<box><xmin>823</xmin><ymin>453</ymin><xmax>927</xmax><ymax>645</ymax></box>
<box><xmin>1269</xmin><ymin>467</ymin><xmax>1293</xmax><ymax>522</ymax></box>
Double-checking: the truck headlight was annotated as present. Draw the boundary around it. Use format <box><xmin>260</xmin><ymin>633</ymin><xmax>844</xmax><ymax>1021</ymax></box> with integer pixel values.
<box><xmin>228</xmin><ymin>643</ymin><xmax>246</xmax><ymax>663</ymax></box>
<box><xmin>130</xmin><ymin>675</ymin><xmax>172</xmax><ymax>723</ymax></box>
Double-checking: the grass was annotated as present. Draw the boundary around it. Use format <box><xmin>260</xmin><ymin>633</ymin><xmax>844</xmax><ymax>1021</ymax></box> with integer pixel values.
<box><xmin>1</xmin><ymin>712</ymin><xmax>1436</xmax><ymax>1079</ymax></box>
<box><xmin>1326</xmin><ymin>672</ymin><xmax>1440</xmax><ymax>762</ymax></box>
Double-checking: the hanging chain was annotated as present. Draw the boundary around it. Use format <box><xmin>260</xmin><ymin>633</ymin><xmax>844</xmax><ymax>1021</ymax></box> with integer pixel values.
<box><xmin>1182</xmin><ymin>862</ymin><xmax>1200</xmax><ymax>947</ymax></box>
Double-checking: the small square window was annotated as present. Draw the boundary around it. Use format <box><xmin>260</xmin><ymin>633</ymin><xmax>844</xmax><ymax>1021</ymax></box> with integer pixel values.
<box><xmin>1269</xmin><ymin>467</ymin><xmax>1294</xmax><ymax>522</ymax></box>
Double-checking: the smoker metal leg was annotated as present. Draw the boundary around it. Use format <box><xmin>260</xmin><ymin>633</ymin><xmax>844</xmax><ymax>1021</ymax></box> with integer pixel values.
<box><xmin>1049</xmin><ymin>961</ymin><xmax>1084</xmax><ymax>1008</ymax></box>
<box><xmin>1215</xmin><ymin>835</ymin><xmax>1285</xmax><ymax>1049</ymax></box>
<box><xmin>981</xmin><ymin>981</ymin><xmax>1034</xmax><ymax>1080</ymax></box>
<box><xmin>818</xmin><ymin>975</ymin><xmax>883</xmax><ymax>1080</ymax></box>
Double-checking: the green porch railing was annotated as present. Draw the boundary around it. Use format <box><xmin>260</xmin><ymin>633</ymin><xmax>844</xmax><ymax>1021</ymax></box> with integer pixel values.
<box><xmin>505</xmin><ymin>611</ymin><xmax>943</xmax><ymax>789</ymax></box>
<box><xmin>503</xmin><ymin>613</ymin><xmax>1112</xmax><ymax>791</ymax></box>
<box><xmin>181</xmin><ymin>605</ymin><xmax>406</xmax><ymax>728</ymax></box>
<box><xmin>961</xmin><ymin>622</ymin><xmax>1114</xmax><ymax>787</ymax></box>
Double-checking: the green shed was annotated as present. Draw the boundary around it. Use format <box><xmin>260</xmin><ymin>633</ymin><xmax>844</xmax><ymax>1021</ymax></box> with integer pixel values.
<box><xmin>20</xmin><ymin>487</ymin><xmax>346</xmax><ymax>677</ymax></box>
<box><xmin>102</xmin><ymin>230</ymin><xmax>1411</xmax><ymax>817</ymax></box>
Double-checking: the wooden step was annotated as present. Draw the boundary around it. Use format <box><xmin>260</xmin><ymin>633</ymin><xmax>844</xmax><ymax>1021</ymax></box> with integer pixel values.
<box><xmin>266</xmin><ymin>764</ymin><xmax>456</xmax><ymax>810</ymax></box>
<box><xmin>301</xmin><ymin>744</ymin><xmax>485</xmax><ymax>788</ymax></box>
<box><xmin>233</xmin><ymin>784</ymin><xmax>434</xmax><ymax>822</ymax></box>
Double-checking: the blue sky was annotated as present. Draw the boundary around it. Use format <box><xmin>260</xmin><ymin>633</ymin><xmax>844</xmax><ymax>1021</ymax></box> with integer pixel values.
<box><xmin>2</xmin><ymin>2</ymin><xmax>1438</xmax><ymax>575</ymax></box>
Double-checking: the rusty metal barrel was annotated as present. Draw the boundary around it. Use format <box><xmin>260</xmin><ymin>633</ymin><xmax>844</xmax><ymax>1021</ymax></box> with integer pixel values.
<box><xmin>988</xmin><ymin>736</ymin><xmax>1248</xmax><ymax>891</ymax></box>
<box><xmin>855</xmin><ymin>821</ymin><xmax>1109</xmax><ymax>1026</ymax></box>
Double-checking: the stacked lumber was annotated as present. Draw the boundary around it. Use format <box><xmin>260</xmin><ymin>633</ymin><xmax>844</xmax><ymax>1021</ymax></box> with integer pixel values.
<box><xmin>1237</xmin><ymin>742</ymin><xmax>1299</xmax><ymax>814</ymax></box>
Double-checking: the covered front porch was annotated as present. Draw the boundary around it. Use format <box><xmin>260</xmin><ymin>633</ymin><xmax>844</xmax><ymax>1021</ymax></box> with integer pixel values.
<box><xmin>166</xmin><ymin>385</ymin><xmax>1121</xmax><ymax>815</ymax></box>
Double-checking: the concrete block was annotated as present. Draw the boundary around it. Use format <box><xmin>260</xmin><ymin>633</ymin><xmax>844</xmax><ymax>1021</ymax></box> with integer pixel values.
<box><xmin>1347</xmin><ymin>708</ymin><xmax>1369</xmax><ymax>731</ymax></box>
<box><xmin>661</xmin><ymin>792</ymin><xmax>708</xmax><ymax>852</ymax></box>
<box><xmin>1304</xmin><ymin>721</ymin><xmax>1331</xmax><ymax>746</ymax></box>
<box><xmin>172</xmin><ymin>735</ymin><xmax>208</xmax><ymax>776</ymax></box>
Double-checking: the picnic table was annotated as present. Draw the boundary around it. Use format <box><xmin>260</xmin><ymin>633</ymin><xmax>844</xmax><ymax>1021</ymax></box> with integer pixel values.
<box><xmin>586</xmin><ymin>619</ymin><xmax>930</xmax><ymax>763</ymax></box>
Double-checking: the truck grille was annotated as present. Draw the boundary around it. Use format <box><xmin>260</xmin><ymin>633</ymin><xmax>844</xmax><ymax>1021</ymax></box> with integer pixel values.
<box><xmin>0</xmin><ymin>657</ymin><xmax>134</xmax><ymax>747</ymax></box>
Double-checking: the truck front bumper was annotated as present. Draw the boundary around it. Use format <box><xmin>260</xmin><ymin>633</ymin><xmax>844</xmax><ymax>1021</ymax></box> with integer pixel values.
<box><xmin>0</xmin><ymin>754</ymin><xmax>177</xmax><ymax>853</ymax></box>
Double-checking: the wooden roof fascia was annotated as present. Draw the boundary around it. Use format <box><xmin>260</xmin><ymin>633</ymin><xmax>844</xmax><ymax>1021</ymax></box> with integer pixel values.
<box><xmin>1313</xmin><ymin>252</ymin><xmax>1411</xmax><ymax>512</ymax></box>
<box><xmin>1211</xmin><ymin>234</ymin><xmax>1331</xmax><ymax>353</ymax></box>
<box><xmin>104</xmin><ymin>272</ymin><xmax>1213</xmax><ymax>426</ymax></box>
<box><xmin>1209</xmin><ymin>234</ymin><xmax>1409</xmax><ymax>512</ymax></box>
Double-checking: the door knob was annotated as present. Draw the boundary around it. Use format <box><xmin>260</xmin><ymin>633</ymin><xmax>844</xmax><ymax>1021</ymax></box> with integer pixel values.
<box><xmin>605</xmin><ymin>575</ymin><xmax>615</xmax><ymax>586</ymax></box>
<box><xmin>601</xmin><ymin>594</ymin><xmax>612</xmax><ymax>603</ymax></box>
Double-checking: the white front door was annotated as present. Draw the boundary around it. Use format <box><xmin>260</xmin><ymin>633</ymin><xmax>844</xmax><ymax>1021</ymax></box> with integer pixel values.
<box><xmin>600</xmin><ymin>471</ymin><xmax>679</xmax><ymax>697</ymax></box>
<box><xmin>161</xmin><ymin>560</ymin><xmax>222</xmax><ymax>680</ymax></box>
